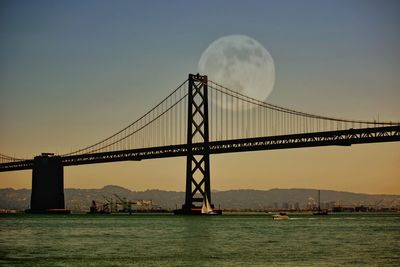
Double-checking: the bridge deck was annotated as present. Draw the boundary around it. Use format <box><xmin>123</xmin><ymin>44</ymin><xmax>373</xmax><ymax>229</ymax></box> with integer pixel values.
<box><xmin>1</xmin><ymin>126</ymin><xmax>399</xmax><ymax>172</ymax></box>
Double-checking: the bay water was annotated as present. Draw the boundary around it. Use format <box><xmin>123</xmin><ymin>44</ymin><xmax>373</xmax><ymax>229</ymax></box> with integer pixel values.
<box><xmin>1</xmin><ymin>213</ymin><xmax>399</xmax><ymax>266</ymax></box>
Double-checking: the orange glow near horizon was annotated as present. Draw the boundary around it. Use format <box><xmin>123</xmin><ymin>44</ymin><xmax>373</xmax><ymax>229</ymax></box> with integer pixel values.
<box><xmin>1</xmin><ymin>142</ymin><xmax>399</xmax><ymax>194</ymax></box>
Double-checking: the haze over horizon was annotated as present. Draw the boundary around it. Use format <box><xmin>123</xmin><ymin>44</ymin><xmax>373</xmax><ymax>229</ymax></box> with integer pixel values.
<box><xmin>1</xmin><ymin>1</ymin><xmax>399</xmax><ymax>194</ymax></box>
<box><xmin>0</xmin><ymin>184</ymin><xmax>400</xmax><ymax>196</ymax></box>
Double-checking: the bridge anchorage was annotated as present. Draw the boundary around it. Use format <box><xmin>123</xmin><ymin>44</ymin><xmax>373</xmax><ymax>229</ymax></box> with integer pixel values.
<box><xmin>26</xmin><ymin>154</ymin><xmax>69</xmax><ymax>214</ymax></box>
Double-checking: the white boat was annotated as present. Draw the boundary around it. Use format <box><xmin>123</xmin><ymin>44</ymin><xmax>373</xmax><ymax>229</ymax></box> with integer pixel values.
<box><xmin>272</xmin><ymin>212</ymin><xmax>290</xmax><ymax>220</ymax></box>
<box><xmin>201</xmin><ymin>195</ymin><xmax>218</xmax><ymax>215</ymax></box>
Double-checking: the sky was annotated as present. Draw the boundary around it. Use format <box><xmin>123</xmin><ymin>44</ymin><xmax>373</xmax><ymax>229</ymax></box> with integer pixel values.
<box><xmin>0</xmin><ymin>0</ymin><xmax>399</xmax><ymax>194</ymax></box>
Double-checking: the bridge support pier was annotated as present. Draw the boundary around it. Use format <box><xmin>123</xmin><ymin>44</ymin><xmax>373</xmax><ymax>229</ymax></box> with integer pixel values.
<box><xmin>26</xmin><ymin>155</ymin><xmax>69</xmax><ymax>214</ymax></box>
<box><xmin>174</xmin><ymin>74</ymin><xmax>221</xmax><ymax>215</ymax></box>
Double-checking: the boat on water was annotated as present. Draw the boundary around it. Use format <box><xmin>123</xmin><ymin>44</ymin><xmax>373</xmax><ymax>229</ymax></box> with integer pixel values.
<box><xmin>201</xmin><ymin>195</ymin><xmax>218</xmax><ymax>215</ymax></box>
<box><xmin>272</xmin><ymin>212</ymin><xmax>290</xmax><ymax>220</ymax></box>
<box><xmin>313</xmin><ymin>190</ymin><xmax>328</xmax><ymax>215</ymax></box>
<box><xmin>173</xmin><ymin>194</ymin><xmax>222</xmax><ymax>215</ymax></box>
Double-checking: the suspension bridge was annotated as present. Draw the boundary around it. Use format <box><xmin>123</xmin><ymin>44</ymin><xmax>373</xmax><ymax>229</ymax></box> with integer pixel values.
<box><xmin>1</xmin><ymin>74</ymin><xmax>399</xmax><ymax>214</ymax></box>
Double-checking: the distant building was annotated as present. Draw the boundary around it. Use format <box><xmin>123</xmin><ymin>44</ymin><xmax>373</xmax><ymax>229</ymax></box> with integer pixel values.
<box><xmin>307</xmin><ymin>197</ymin><xmax>316</xmax><ymax>210</ymax></box>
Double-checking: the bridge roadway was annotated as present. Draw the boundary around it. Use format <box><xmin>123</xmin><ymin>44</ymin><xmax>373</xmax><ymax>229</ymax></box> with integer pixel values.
<box><xmin>1</xmin><ymin>125</ymin><xmax>399</xmax><ymax>172</ymax></box>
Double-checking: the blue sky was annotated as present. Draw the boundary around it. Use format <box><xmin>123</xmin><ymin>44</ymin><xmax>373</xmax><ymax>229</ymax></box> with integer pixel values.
<box><xmin>1</xmin><ymin>1</ymin><xmax>399</xmax><ymax>193</ymax></box>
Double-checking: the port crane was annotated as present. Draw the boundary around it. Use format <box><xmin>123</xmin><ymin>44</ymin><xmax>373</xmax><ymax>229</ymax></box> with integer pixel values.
<box><xmin>113</xmin><ymin>194</ymin><xmax>136</xmax><ymax>213</ymax></box>
<box><xmin>89</xmin><ymin>200</ymin><xmax>110</xmax><ymax>214</ymax></box>
<box><xmin>102</xmin><ymin>195</ymin><xmax>118</xmax><ymax>213</ymax></box>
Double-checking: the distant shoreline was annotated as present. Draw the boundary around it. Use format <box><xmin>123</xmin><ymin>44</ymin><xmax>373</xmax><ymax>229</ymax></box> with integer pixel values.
<box><xmin>1</xmin><ymin>186</ymin><xmax>399</xmax><ymax>213</ymax></box>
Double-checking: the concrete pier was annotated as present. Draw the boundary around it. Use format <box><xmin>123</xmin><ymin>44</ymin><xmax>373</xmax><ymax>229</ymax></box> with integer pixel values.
<box><xmin>27</xmin><ymin>155</ymin><xmax>69</xmax><ymax>213</ymax></box>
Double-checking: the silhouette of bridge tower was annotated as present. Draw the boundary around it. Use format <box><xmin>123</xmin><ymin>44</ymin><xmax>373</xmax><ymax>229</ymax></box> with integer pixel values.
<box><xmin>178</xmin><ymin>74</ymin><xmax>216</xmax><ymax>214</ymax></box>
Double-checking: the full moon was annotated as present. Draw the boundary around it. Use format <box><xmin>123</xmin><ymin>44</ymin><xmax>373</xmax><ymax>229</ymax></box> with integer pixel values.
<box><xmin>198</xmin><ymin>35</ymin><xmax>275</xmax><ymax>106</ymax></box>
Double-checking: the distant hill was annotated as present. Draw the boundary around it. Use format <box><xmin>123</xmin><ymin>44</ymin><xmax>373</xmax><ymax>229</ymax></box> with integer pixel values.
<box><xmin>0</xmin><ymin>185</ymin><xmax>399</xmax><ymax>212</ymax></box>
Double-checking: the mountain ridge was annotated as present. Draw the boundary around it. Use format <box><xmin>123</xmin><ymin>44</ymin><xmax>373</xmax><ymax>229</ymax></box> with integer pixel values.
<box><xmin>1</xmin><ymin>185</ymin><xmax>399</xmax><ymax>211</ymax></box>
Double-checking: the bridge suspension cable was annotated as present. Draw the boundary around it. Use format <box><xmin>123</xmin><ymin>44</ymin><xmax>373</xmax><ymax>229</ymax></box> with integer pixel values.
<box><xmin>207</xmin><ymin>79</ymin><xmax>399</xmax><ymax>141</ymax></box>
<box><xmin>2</xmin><ymin>75</ymin><xmax>399</xmax><ymax>162</ymax></box>
<box><xmin>63</xmin><ymin>77</ymin><xmax>400</xmax><ymax>155</ymax></box>
<box><xmin>0</xmin><ymin>154</ymin><xmax>27</xmax><ymax>164</ymax></box>
<box><xmin>62</xmin><ymin>79</ymin><xmax>189</xmax><ymax>156</ymax></box>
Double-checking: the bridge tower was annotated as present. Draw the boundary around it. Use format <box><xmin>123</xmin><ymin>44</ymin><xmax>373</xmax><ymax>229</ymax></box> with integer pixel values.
<box><xmin>27</xmin><ymin>154</ymin><xmax>69</xmax><ymax>214</ymax></box>
<box><xmin>175</xmin><ymin>74</ymin><xmax>220</xmax><ymax>215</ymax></box>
